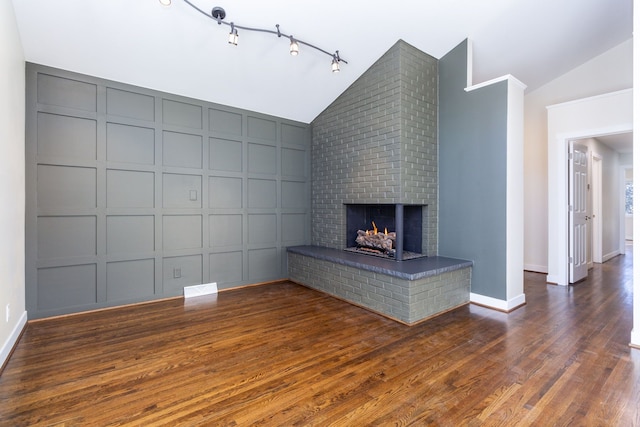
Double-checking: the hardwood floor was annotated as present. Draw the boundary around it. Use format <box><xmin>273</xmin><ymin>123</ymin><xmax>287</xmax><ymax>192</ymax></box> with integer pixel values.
<box><xmin>1</xmin><ymin>251</ymin><xmax>638</xmax><ymax>426</ymax></box>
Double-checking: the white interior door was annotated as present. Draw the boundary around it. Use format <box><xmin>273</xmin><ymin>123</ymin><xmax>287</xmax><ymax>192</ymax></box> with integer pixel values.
<box><xmin>569</xmin><ymin>142</ymin><xmax>588</xmax><ymax>283</ymax></box>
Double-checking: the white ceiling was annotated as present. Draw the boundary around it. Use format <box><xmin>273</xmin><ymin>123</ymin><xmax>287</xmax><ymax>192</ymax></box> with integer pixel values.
<box><xmin>11</xmin><ymin>0</ymin><xmax>632</xmax><ymax>123</ymax></box>
<box><xmin>596</xmin><ymin>132</ymin><xmax>634</xmax><ymax>154</ymax></box>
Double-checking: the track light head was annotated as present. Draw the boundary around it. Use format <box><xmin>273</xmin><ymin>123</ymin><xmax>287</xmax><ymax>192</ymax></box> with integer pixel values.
<box><xmin>289</xmin><ymin>37</ymin><xmax>299</xmax><ymax>56</ymax></box>
<box><xmin>228</xmin><ymin>23</ymin><xmax>238</xmax><ymax>45</ymax></box>
<box><xmin>331</xmin><ymin>51</ymin><xmax>340</xmax><ymax>73</ymax></box>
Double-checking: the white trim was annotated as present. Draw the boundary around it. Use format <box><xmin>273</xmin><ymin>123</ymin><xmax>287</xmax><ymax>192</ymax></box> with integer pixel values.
<box><xmin>547</xmin><ymin>89</ymin><xmax>633</xmax><ymax>288</ymax></box>
<box><xmin>591</xmin><ymin>152</ymin><xmax>603</xmax><ymax>263</ymax></box>
<box><xmin>631</xmin><ymin>328</ymin><xmax>640</xmax><ymax>348</ymax></box>
<box><xmin>545</xmin><ymin>274</ymin><xmax>562</xmax><ymax>285</ymax></box>
<box><xmin>524</xmin><ymin>264</ymin><xmax>548</xmax><ymax>273</ymax></box>
<box><xmin>470</xmin><ymin>292</ymin><xmax>526</xmax><ymax>311</ymax></box>
<box><xmin>465</xmin><ymin>74</ymin><xmax>527</xmax><ymax>92</ymax></box>
<box><xmin>602</xmin><ymin>250</ymin><xmax>620</xmax><ymax>263</ymax></box>
<box><xmin>466</xmin><ymin>38</ymin><xmax>473</xmax><ymax>88</ymax></box>
<box><xmin>505</xmin><ymin>77</ymin><xmax>525</xmax><ymax>303</ymax></box>
<box><xmin>547</xmin><ymin>88</ymin><xmax>633</xmax><ymax>110</ymax></box>
<box><xmin>633</xmin><ymin>1</ymin><xmax>639</xmax><ymax>351</ymax></box>
<box><xmin>1</xmin><ymin>310</ymin><xmax>27</xmax><ymax>368</ymax></box>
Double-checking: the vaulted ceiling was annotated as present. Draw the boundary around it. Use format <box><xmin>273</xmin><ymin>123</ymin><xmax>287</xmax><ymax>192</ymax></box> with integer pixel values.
<box><xmin>11</xmin><ymin>0</ymin><xmax>632</xmax><ymax>123</ymax></box>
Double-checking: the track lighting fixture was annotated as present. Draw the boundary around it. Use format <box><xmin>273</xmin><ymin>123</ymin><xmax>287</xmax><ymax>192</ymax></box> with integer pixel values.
<box><xmin>289</xmin><ymin>37</ymin><xmax>299</xmax><ymax>56</ymax></box>
<box><xmin>171</xmin><ymin>1</ymin><xmax>347</xmax><ymax>72</ymax></box>
<box><xmin>331</xmin><ymin>53</ymin><xmax>341</xmax><ymax>73</ymax></box>
<box><xmin>228</xmin><ymin>23</ymin><xmax>238</xmax><ymax>45</ymax></box>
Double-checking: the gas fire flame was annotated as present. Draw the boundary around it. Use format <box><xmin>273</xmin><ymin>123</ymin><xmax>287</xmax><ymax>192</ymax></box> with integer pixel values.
<box><xmin>365</xmin><ymin>221</ymin><xmax>389</xmax><ymax>236</ymax></box>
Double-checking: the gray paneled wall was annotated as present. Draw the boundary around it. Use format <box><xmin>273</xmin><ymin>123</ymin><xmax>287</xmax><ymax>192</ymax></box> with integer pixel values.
<box><xmin>25</xmin><ymin>63</ymin><xmax>311</xmax><ymax>318</ymax></box>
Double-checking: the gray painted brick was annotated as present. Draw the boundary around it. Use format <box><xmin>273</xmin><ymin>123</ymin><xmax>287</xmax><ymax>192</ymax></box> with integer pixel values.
<box><xmin>288</xmin><ymin>252</ymin><xmax>470</xmax><ymax>324</ymax></box>
<box><xmin>311</xmin><ymin>40</ymin><xmax>438</xmax><ymax>254</ymax></box>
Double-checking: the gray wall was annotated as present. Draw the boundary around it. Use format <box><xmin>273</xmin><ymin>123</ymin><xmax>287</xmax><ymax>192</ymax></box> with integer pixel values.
<box><xmin>438</xmin><ymin>40</ymin><xmax>509</xmax><ymax>300</ymax></box>
<box><xmin>311</xmin><ymin>40</ymin><xmax>438</xmax><ymax>255</ymax></box>
<box><xmin>25</xmin><ymin>64</ymin><xmax>311</xmax><ymax>318</ymax></box>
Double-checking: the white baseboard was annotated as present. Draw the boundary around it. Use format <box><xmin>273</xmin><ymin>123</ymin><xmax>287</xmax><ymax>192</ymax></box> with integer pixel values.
<box><xmin>631</xmin><ymin>328</ymin><xmax>640</xmax><ymax>349</ymax></box>
<box><xmin>1</xmin><ymin>310</ymin><xmax>27</xmax><ymax>369</ymax></box>
<box><xmin>524</xmin><ymin>264</ymin><xmax>547</xmax><ymax>273</ymax></box>
<box><xmin>470</xmin><ymin>292</ymin><xmax>526</xmax><ymax>312</ymax></box>
<box><xmin>602</xmin><ymin>250</ymin><xmax>620</xmax><ymax>263</ymax></box>
<box><xmin>546</xmin><ymin>274</ymin><xmax>565</xmax><ymax>286</ymax></box>
<box><xmin>184</xmin><ymin>282</ymin><xmax>218</xmax><ymax>298</ymax></box>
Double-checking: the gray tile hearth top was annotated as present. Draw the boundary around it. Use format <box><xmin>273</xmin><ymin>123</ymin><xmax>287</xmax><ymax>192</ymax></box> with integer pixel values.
<box><xmin>287</xmin><ymin>246</ymin><xmax>472</xmax><ymax>281</ymax></box>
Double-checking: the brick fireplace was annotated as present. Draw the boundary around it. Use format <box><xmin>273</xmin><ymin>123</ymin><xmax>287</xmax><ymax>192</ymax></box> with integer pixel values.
<box><xmin>310</xmin><ymin>40</ymin><xmax>438</xmax><ymax>256</ymax></box>
<box><xmin>287</xmin><ymin>40</ymin><xmax>471</xmax><ymax>325</ymax></box>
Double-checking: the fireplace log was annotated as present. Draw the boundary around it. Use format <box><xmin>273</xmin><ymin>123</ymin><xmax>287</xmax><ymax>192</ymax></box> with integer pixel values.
<box><xmin>355</xmin><ymin>229</ymin><xmax>396</xmax><ymax>252</ymax></box>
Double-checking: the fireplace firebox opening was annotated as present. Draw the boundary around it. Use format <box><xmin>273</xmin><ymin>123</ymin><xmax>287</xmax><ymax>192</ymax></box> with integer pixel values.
<box><xmin>345</xmin><ymin>204</ymin><xmax>425</xmax><ymax>261</ymax></box>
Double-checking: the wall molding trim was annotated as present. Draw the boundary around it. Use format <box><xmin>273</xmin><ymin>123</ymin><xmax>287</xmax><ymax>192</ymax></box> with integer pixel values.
<box><xmin>0</xmin><ymin>311</ymin><xmax>27</xmax><ymax>371</ymax></box>
<box><xmin>602</xmin><ymin>250</ymin><xmax>621</xmax><ymax>263</ymax></box>
<box><xmin>470</xmin><ymin>292</ymin><xmax>526</xmax><ymax>312</ymax></box>
<box><xmin>524</xmin><ymin>264</ymin><xmax>548</xmax><ymax>273</ymax></box>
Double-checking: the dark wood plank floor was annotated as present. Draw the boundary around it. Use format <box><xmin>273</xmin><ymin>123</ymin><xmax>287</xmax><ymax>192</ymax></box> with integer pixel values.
<box><xmin>1</xmin><ymin>250</ymin><xmax>639</xmax><ymax>426</ymax></box>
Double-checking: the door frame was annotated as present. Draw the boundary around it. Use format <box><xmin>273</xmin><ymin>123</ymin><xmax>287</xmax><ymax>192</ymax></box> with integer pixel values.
<box><xmin>592</xmin><ymin>152</ymin><xmax>603</xmax><ymax>263</ymax></box>
<box><xmin>547</xmin><ymin>89</ymin><xmax>632</xmax><ymax>287</ymax></box>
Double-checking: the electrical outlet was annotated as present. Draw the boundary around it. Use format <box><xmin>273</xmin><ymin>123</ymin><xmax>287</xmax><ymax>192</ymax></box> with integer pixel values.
<box><xmin>5</xmin><ymin>304</ymin><xmax>9</xmax><ymax>322</ymax></box>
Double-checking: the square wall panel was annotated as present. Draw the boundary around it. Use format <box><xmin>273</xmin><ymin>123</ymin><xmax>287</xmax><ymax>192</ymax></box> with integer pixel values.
<box><xmin>247</xmin><ymin>116</ymin><xmax>276</xmax><ymax>141</ymax></box>
<box><xmin>281</xmin><ymin>123</ymin><xmax>308</xmax><ymax>146</ymax></box>
<box><xmin>163</xmin><ymin>215</ymin><xmax>202</xmax><ymax>250</ymax></box>
<box><xmin>163</xmin><ymin>173</ymin><xmax>202</xmax><ymax>208</ymax></box>
<box><xmin>37</xmin><ymin>73</ymin><xmax>96</xmax><ymax>112</ymax></box>
<box><xmin>107</xmin><ymin>216</ymin><xmax>155</xmax><ymax>254</ymax></box>
<box><xmin>209</xmin><ymin>214</ymin><xmax>242</xmax><ymax>247</ymax></box>
<box><xmin>37</xmin><ymin>264</ymin><xmax>97</xmax><ymax>309</ymax></box>
<box><xmin>163</xmin><ymin>99</ymin><xmax>202</xmax><ymax>129</ymax></box>
<box><xmin>248</xmin><ymin>214</ymin><xmax>277</xmax><ymax>244</ymax></box>
<box><xmin>37</xmin><ymin>113</ymin><xmax>96</xmax><ymax>160</ymax></box>
<box><xmin>107</xmin><ymin>123</ymin><xmax>155</xmax><ymax>165</ymax></box>
<box><xmin>209</xmin><ymin>251</ymin><xmax>243</xmax><ymax>285</ymax></box>
<box><xmin>281</xmin><ymin>147</ymin><xmax>306</xmax><ymax>177</ymax></box>
<box><xmin>248</xmin><ymin>247</ymin><xmax>280</xmax><ymax>281</ymax></box>
<box><xmin>282</xmin><ymin>181</ymin><xmax>307</xmax><ymax>209</ymax></box>
<box><xmin>37</xmin><ymin>165</ymin><xmax>96</xmax><ymax>209</ymax></box>
<box><xmin>209</xmin><ymin>176</ymin><xmax>242</xmax><ymax>209</ymax></box>
<box><xmin>209</xmin><ymin>109</ymin><xmax>242</xmax><ymax>136</ymax></box>
<box><xmin>210</xmin><ymin>137</ymin><xmax>242</xmax><ymax>172</ymax></box>
<box><xmin>248</xmin><ymin>179</ymin><xmax>276</xmax><ymax>209</ymax></box>
<box><xmin>106</xmin><ymin>169</ymin><xmax>154</xmax><ymax>208</ymax></box>
<box><xmin>37</xmin><ymin>216</ymin><xmax>96</xmax><ymax>259</ymax></box>
<box><xmin>162</xmin><ymin>255</ymin><xmax>203</xmax><ymax>295</ymax></box>
<box><xmin>163</xmin><ymin>131</ymin><xmax>202</xmax><ymax>169</ymax></box>
<box><xmin>106</xmin><ymin>88</ymin><xmax>155</xmax><ymax>122</ymax></box>
<box><xmin>107</xmin><ymin>259</ymin><xmax>155</xmax><ymax>301</ymax></box>
<box><xmin>248</xmin><ymin>142</ymin><xmax>277</xmax><ymax>175</ymax></box>
<box><xmin>282</xmin><ymin>213</ymin><xmax>306</xmax><ymax>242</ymax></box>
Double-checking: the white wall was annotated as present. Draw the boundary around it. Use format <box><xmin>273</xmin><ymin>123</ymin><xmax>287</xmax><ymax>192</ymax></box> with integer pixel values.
<box><xmin>0</xmin><ymin>0</ymin><xmax>27</xmax><ymax>368</ymax></box>
<box><xmin>632</xmin><ymin>2</ymin><xmax>640</xmax><ymax>349</ymax></box>
<box><xmin>523</xmin><ymin>39</ymin><xmax>632</xmax><ymax>273</ymax></box>
<box><xmin>624</xmin><ymin>167</ymin><xmax>633</xmax><ymax>241</ymax></box>
<box><xmin>577</xmin><ymin>137</ymin><xmax>622</xmax><ymax>259</ymax></box>
<box><xmin>546</xmin><ymin>90</ymin><xmax>632</xmax><ymax>286</ymax></box>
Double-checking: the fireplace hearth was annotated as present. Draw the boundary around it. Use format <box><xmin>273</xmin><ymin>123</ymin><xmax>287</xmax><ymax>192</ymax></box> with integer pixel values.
<box><xmin>345</xmin><ymin>204</ymin><xmax>426</xmax><ymax>261</ymax></box>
